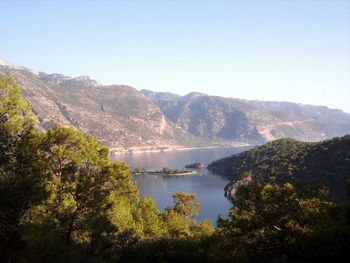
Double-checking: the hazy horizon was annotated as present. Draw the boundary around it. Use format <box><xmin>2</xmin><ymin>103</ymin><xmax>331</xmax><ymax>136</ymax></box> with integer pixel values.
<box><xmin>1</xmin><ymin>0</ymin><xmax>349</xmax><ymax>112</ymax></box>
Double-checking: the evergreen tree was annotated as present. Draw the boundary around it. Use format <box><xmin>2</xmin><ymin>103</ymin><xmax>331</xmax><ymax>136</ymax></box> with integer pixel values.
<box><xmin>216</xmin><ymin>183</ymin><xmax>334</xmax><ymax>262</ymax></box>
<box><xmin>163</xmin><ymin>192</ymin><xmax>214</xmax><ymax>238</ymax></box>
<box><xmin>22</xmin><ymin>125</ymin><xmax>139</xmax><ymax>261</ymax></box>
<box><xmin>0</xmin><ymin>76</ymin><xmax>46</xmax><ymax>262</ymax></box>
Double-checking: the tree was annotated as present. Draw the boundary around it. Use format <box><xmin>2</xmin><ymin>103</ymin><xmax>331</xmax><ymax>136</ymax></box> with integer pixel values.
<box><xmin>1</xmin><ymin>75</ymin><xmax>222</xmax><ymax>262</ymax></box>
<box><xmin>132</xmin><ymin>195</ymin><xmax>167</xmax><ymax>239</ymax></box>
<box><xmin>163</xmin><ymin>192</ymin><xmax>214</xmax><ymax>239</ymax></box>
<box><xmin>22</xmin><ymin>125</ymin><xmax>139</xmax><ymax>261</ymax></box>
<box><xmin>0</xmin><ymin>76</ymin><xmax>46</xmax><ymax>262</ymax></box>
<box><xmin>216</xmin><ymin>183</ymin><xmax>334</xmax><ymax>262</ymax></box>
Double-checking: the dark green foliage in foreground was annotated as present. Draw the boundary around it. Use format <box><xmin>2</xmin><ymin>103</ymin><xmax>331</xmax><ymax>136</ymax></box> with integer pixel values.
<box><xmin>208</xmin><ymin>136</ymin><xmax>350</xmax><ymax>201</ymax></box>
<box><xmin>120</xmin><ymin>238</ymin><xmax>211</xmax><ymax>263</ymax></box>
<box><xmin>214</xmin><ymin>183</ymin><xmax>349</xmax><ymax>262</ymax></box>
<box><xmin>0</xmin><ymin>76</ymin><xmax>47</xmax><ymax>261</ymax></box>
<box><xmin>1</xmin><ymin>75</ymin><xmax>350</xmax><ymax>262</ymax></box>
<box><xmin>121</xmin><ymin>183</ymin><xmax>350</xmax><ymax>263</ymax></box>
<box><xmin>0</xmin><ymin>76</ymin><xmax>213</xmax><ymax>262</ymax></box>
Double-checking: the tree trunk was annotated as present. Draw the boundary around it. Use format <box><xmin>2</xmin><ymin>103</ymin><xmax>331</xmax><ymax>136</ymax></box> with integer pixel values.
<box><xmin>66</xmin><ymin>208</ymin><xmax>79</xmax><ymax>244</ymax></box>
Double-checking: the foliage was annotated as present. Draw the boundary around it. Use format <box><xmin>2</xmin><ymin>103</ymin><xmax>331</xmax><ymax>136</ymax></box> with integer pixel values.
<box><xmin>1</xmin><ymin>75</ymin><xmax>350</xmax><ymax>262</ymax></box>
<box><xmin>119</xmin><ymin>238</ymin><xmax>211</xmax><ymax>263</ymax></box>
<box><xmin>208</xmin><ymin>136</ymin><xmax>350</xmax><ymax>201</ymax></box>
<box><xmin>0</xmin><ymin>76</ymin><xmax>46</xmax><ymax>261</ymax></box>
<box><xmin>18</xmin><ymin>125</ymin><xmax>141</xmax><ymax>261</ymax></box>
<box><xmin>163</xmin><ymin>192</ymin><xmax>214</xmax><ymax>239</ymax></box>
<box><xmin>0</xmin><ymin>75</ymin><xmax>215</xmax><ymax>262</ymax></box>
<box><xmin>215</xmin><ymin>183</ymin><xmax>335</xmax><ymax>262</ymax></box>
<box><xmin>132</xmin><ymin>195</ymin><xmax>167</xmax><ymax>239</ymax></box>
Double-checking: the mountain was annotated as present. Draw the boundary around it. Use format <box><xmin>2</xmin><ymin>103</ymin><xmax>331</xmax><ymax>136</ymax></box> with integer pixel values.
<box><xmin>0</xmin><ymin>59</ymin><xmax>218</xmax><ymax>152</ymax></box>
<box><xmin>142</xmin><ymin>89</ymin><xmax>350</xmax><ymax>143</ymax></box>
<box><xmin>2</xmin><ymin>58</ymin><xmax>349</xmax><ymax>151</ymax></box>
<box><xmin>247</xmin><ymin>100</ymin><xmax>350</xmax><ymax>141</ymax></box>
<box><xmin>142</xmin><ymin>90</ymin><xmax>268</xmax><ymax>144</ymax></box>
<box><xmin>140</xmin><ymin>89</ymin><xmax>181</xmax><ymax>102</ymax></box>
<box><xmin>207</xmin><ymin>135</ymin><xmax>350</xmax><ymax>201</ymax></box>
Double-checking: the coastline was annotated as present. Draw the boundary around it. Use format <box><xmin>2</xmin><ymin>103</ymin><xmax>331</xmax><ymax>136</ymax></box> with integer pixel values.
<box><xmin>164</xmin><ymin>171</ymin><xmax>198</xmax><ymax>176</ymax></box>
<box><xmin>110</xmin><ymin>143</ymin><xmax>252</xmax><ymax>155</ymax></box>
<box><xmin>134</xmin><ymin>170</ymin><xmax>198</xmax><ymax>176</ymax></box>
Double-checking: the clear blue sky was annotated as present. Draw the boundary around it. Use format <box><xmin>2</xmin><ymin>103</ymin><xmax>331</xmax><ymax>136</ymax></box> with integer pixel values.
<box><xmin>1</xmin><ymin>0</ymin><xmax>349</xmax><ymax>112</ymax></box>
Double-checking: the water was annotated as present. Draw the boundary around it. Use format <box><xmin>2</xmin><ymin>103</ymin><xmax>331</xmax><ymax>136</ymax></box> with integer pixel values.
<box><xmin>111</xmin><ymin>146</ymin><xmax>250</xmax><ymax>224</ymax></box>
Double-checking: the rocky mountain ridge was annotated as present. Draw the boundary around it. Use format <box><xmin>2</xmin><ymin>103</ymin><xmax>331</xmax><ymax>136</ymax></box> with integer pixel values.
<box><xmin>0</xmin><ymin>60</ymin><xmax>222</xmax><ymax>152</ymax></box>
<box><xmin>1</xmin><ymin>58</ymin><xmax>349</xmax><ymax>152</ymax></box>
<box><xmin>142</xmin><ymin>89</ymin><xmax>350</xmax><ymax>143</ymax></box>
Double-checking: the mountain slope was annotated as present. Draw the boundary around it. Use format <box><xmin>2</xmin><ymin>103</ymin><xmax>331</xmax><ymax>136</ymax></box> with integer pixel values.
<box><xmin>142</xmin><ymin>90</ymin><xmax>350</xmax><ymax>143</ymax></box>
<box><xmin>2</xmin><ymin>59</ymin><xmax>349</xmax><ymax>150</ymax></box>
<box><xmin>248</xmin><ymin>100</ymin><xmax>350</xmax><ymax>141</ymax></box>
<box><xmin>208</xmin><ymin>135</ymin><xmax>350</xmax><ymax>201</ymax></box>
<box><xmin>140</xmin><ymin>89</ymin><xmax>180</xmax><ymax>102</ymax></box>
<box><xmin>0</xmin><ymin>61</ymin><xmax>214</xmax><ymax>152</ymax></box>
<box><xmin>142</xmin><ymin>90</ymin><xmax>267</xmax><ymax>144</ymax></box>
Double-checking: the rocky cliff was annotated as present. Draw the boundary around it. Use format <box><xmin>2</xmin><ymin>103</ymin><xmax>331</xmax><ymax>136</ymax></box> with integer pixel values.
<box><xmin>0</xmin><ymin>61</ymin><xmax>215</xmax><ymax>152</ymax></box>
<box><xmin>142</xmin><ymin>89</ymin><xmax>350</xmax><ymax>143</ymax></box>
<box><xmin>1</xmin><ymin>58</ymin><xmax>349</xmax><ymax>151</ymax></box>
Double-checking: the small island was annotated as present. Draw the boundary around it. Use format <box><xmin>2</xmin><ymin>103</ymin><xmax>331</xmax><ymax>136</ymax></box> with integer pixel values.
<box><xmin>132</xmin><ymin>167</ymin><xmax>197</xmax><ymax>176</ymax></box>
<box><xmin>185</xmin><ymin>163</ymin><xmax>204</xmax><ymax>169</ymax></box>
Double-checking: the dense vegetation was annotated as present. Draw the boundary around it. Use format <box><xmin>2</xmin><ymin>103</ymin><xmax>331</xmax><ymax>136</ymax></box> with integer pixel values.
<box><xmin>0</xmin><ymin>76</ymin><xmax>213</xmax><ymax>262</ymax></box>
<box><xmin>208</xmin><ymin>136</ymin><xmax>350</xmax><ymax>201</ymax></box>
<box><xmin>1</xmin><ymin>75</ymin><xmax>350</xmax><ymax>262</ymax></box>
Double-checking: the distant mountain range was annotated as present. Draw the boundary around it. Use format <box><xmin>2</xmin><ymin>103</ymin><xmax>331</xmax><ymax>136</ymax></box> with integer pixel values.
<box><xmin>0</xmin><ymin>59</ymin><xmax>219</xmax><ymax>152</ymax></box>
<box><xmin>1</xmin><ymin>58</ymin><xmax>349</xmax><ymax>151</ymax></box>
<box><xmin>142</xmin><ymin>89</ymin><xmax>350</xmax><ymax>144</ymax></box>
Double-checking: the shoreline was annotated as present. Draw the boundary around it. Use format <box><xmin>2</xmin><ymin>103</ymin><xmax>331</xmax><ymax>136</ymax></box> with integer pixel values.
<box><xmin>110</xmin><ymin>143</ymin><xmax>252</xmax><ymax>155</ymax></box>
<box><xmin>134</xmin><ymin>170</ymin><xmax>198</xmax><ymax>176</ymax></box>
<box><xmin>164</xmin><ymin>171</ymin><xmax>198</xmax><ymax>176</ymax></box>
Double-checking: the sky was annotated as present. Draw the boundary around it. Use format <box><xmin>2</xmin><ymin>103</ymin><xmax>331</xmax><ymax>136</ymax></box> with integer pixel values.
<box><xmin>0</xmin><ymin>0</ymin><xmax>349</xmax><ymax>112</ymax></box>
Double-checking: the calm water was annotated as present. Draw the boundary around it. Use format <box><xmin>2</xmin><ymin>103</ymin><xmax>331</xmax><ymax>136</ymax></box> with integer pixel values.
<box><xmin>111</xmin><ymin>146</ymin><xmax>250</xmax><ymax>224</ymax></box>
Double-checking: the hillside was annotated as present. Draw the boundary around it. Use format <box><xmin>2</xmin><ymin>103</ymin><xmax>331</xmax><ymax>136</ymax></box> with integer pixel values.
<box><xmin>0</xmin><ymin>61</ymin><xmax>220</xmax><ymax>152</ymax></box>
<box><xmin>248</xmin><ymin>100</ymin><xmax>350</xmax><ymax>141</ymax></box>
<box><xmin>142</xmin><ymin>89</ymin><xmax>350</xmax><ymax>143</ymax></box>
<box><xmin>142</xmin><ymin>90</ymin><xmax>267</xmax><ymax>144</ymax></box>
<box><xmin>208</xmin><ymin>135</ymin><xmax>350</xmax><ymax>201</ymax></box>
<box><xmin>1</xmin><ymin>58</ymin><xmax>349</xmax><ymax>151</ymax></box>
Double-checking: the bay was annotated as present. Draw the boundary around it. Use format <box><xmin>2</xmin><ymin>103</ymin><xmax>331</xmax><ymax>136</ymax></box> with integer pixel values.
<box><xmin>111</xmin><ymin>146</ymin><xmax>250</xmax><ymax>224</ymax></box>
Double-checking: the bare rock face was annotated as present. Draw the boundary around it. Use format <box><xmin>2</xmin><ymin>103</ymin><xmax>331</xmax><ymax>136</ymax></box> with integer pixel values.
<box><xmin>248</xmin><ymin>100</ymin><xmax>350</xmax><ymax>141</ymax></box>
<box><xmin>1</xmin><ymin>59</ymin><xmax>349</xmax><ymax>151</ymax></box>
<box><xmin>142</xmin><ymin>90</ymin><xmax>350</xmax><ymax>143</ymax></box>
<box><xmin>224</xmin><ymin>173</ymin><xmax>252</xmax><ymax>197</ymax></box>
<box><xmin>0</xmin><ymin>64</ymin><xmax>209</xmax><ymax>152</ymax></box>
<box><xmin>143</xmin><ymin>91</ymin><xmax>266</xmax><ymax>144</ymax></box>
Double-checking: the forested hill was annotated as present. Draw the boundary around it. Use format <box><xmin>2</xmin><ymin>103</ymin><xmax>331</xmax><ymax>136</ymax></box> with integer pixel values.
<box><xmin>208</xmin><ymin>135</ymin><xmax>350</xmax><ymax>201</ymax></box>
